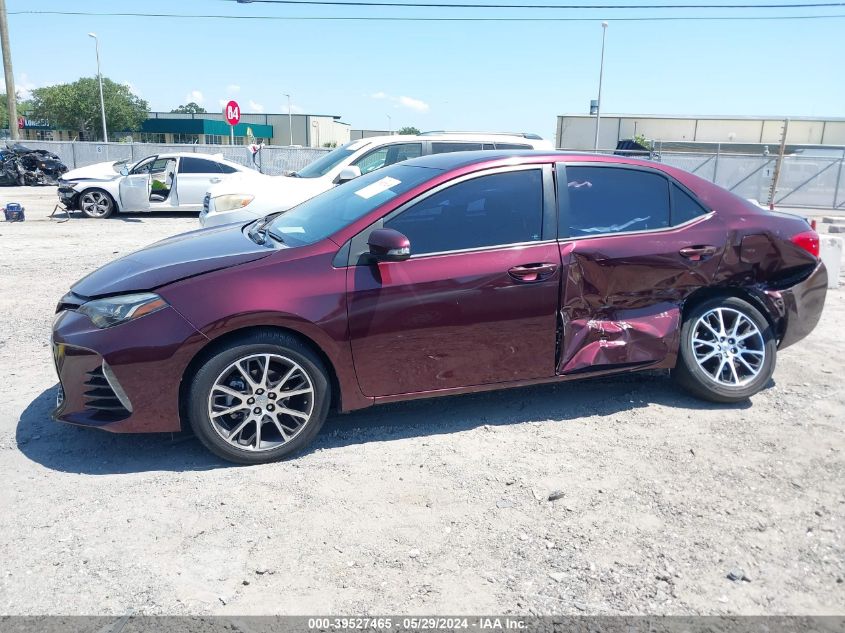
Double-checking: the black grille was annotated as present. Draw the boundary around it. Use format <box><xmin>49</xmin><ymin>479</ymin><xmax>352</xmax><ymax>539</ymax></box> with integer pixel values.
<box><xmin>84</xmin><ymin>367</ymin><xmax>130</xmax><ymax>421</ymax></box>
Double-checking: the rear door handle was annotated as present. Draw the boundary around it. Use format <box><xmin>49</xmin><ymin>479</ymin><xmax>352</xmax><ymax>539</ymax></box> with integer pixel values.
<box><xmin>508</xmin><ymin>262</ymin><xmax>558</xmax><ymax>282</ymax></box>
<box><xmin>679</xmin><ymin>245</ymin><xmax>718</xmax><ymax>261</ymax></box>
<box><xmin>209</xmin><ymin>177</ymin><xmax>222</xmax><ymax>183</ymax></box>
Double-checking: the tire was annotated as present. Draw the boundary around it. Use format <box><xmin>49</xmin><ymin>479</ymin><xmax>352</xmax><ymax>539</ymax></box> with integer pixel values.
<box><xmin>673</xmin><ymin>296</ymin><xmax>776</xmax><ymax>403</ymax></box>
<box><xmin>79</xmin><ymin>189</ymin><xmax>115</xmax><ymax>219</ymax></box>
<box><xmin>187</xmin><ymin>331</ymin><xmax>331</xmax><ymax>464</ymax></box>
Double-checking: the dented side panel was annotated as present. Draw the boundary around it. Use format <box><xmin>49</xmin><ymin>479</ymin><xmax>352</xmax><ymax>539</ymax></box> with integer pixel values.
<box><xmin>557</xmin><ymin>215</ymin><xmax>729</xmax><ymax>374</ymax></box>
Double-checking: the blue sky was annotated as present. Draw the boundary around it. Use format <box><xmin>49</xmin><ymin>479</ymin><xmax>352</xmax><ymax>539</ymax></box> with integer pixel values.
<box><xmin>5</xmin><ymin>0</ymin><xmax>844</xmax><ymax>140</ymax></box>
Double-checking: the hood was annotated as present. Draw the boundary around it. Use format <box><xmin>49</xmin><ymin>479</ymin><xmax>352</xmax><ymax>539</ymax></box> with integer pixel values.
<box><xmin>72</xmin><ymin>223</ymin><xmax>273</xmax><ymax>297</ymax></box>
<box><xmin>208</xmin><ymin>172</ymin><xmax>329</xmax><ymax>209</ymax></box>
<box><xmin>62</xmin><ymin>160</ymin><xmax>124</xmax><ymax>181</ymax></box>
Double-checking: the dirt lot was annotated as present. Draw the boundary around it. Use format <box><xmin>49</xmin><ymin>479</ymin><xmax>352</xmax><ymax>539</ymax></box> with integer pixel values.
<box><xmin>0</xmin><ymin>188</ymin><xmax>843</xmax><ymax>616</ymax></box>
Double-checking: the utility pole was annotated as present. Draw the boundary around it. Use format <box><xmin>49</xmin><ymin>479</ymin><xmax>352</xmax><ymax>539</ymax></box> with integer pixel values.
<box><xmin>88</xmin><ymin>33</ymin><xmax>108</xmax><ymax>142</ymax></box>
<box><xmin>0</xmin><ymin>0</ymin><xmax>19</xmax><ymax>140</ymax></box>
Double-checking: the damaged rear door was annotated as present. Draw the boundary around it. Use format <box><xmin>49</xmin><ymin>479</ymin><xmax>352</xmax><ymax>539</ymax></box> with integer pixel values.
<box><xmin>555</xmin><ymin>162</ymin><xmax>728</xmax><ymax>374</ymax></box>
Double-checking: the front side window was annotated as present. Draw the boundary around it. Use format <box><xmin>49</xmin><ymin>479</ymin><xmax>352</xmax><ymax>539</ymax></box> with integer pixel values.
<box><xmin>431</xmin><ymin>142</ymin><xmax>487</xmax><ymax>154</ymax></box>
<box><xmin>385</xmin><ymin>169</ymin><xmax>544</xmax><ymax>256</ymax></box>
<box><xmin>130</xmin><ymin>156</ymin><xmax>157</xmax><ymax>175</ymax></box>
<box><xmin>563</xmin><ymin>166</ymin><xmax>670</xmax><ymax>236</ymax></box>
<box><xmin>295</xmin><ymin>143</ymin><xmax>357</xmax><ymax>178</ymax></box>
<box><xmin>353</xmin><ymin>143</ymin><xmax>423</xmax><ymax>175</ymax></box>
<box><xmin>179</xmin><ymin>157</ymin><xmax>223</xmax><ymax>174</ymax></box>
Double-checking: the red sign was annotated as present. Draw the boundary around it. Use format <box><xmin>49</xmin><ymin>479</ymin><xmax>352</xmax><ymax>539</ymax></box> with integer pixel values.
<box><xmin>224</xmin><ymin>100</ymin><xmax>241</xmax><ymax>126</ymax></box>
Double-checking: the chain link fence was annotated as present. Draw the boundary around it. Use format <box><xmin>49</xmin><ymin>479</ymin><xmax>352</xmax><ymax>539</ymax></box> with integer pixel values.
<box><xmin>15</xmin><ymin>141</ymin><xmax>331</xmax><ymax>176</ymax></box>
<box><xmin>565</xmin><ymin>146</ymin><xmax>845</xmax><ymax>210</ymax></box>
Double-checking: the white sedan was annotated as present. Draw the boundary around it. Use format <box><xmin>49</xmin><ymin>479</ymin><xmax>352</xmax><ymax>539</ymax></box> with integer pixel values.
<box><xmin>200</xmin><ymin>133</ymin><xmax>554</xmax><ymax>228</ymax></box>
<box><xmin>58</xmin><ymin>152</ymin><xmax>251</xmax><ymax>218</ymax></box>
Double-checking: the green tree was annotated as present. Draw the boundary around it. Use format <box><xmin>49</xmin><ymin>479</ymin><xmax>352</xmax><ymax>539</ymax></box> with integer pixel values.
<box><xmin>397</xmin><ymin>126</ymin><xmax>420</xmax><ymax>135</ymax></box>
<box><xmin>171</xmin><ymin>102</ymin><xmax>207</xmax><ymax>114</ymax></box>
<box><xmin>30</xmin><ymin>77</ymin><xmax>149</xmax><ymax>141</ymax></box>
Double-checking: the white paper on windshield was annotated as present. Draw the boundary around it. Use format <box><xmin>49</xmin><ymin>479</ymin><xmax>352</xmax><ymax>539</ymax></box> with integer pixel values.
<box><xmin>354</xmin><ymin>176</ymin><xmax>401</xmax><ymax>200</ymax></box>
<box><xmin>277</xmin><ymin>226</ymin><xmax>305</xmax><ymax>233</ymax></box>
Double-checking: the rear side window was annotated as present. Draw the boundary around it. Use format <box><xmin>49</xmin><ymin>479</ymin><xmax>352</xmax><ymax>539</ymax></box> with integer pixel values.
<box><xmin>218</xmin><ymin>163</ymin><xmax>239</xmax><ymax>174</ymax></box>
<box><xmin>179</xmin><ymin>157</ymin><xmax>223</xmax><ymax>174</ymax></box>
<box><xmin>671</xmin><ymin>183</ymin><xmax>708</xmax><ymax>224</ymax></box>
<box><xmin>431</xmin><ymin>142</ymin><xmax>488</xmax><ymax>154</ymax></box>
<box><xmin>385</xmin><ymin>169</ymin><xmax>544</xmax><ymax>256</ymax></box>
<box><xmin>563</xmin><ymin>166</ymin><xmax>670</xmax><ymax>236</ymax></box>
<box><xmin>494</xmin><ymin>143</ymin><xmax>532</xmax><ymax>150</ymax></box>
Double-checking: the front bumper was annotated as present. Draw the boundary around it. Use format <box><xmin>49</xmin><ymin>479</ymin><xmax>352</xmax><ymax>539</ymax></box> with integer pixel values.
<box><xmin>765</xmin><ymin>261</ymin><xmax>828</xmax><ymax>350</ymax></box>
<box><xmin>57</xmin><ymin>184</ymin><xmax>79</xmax><ymax>209</ymax></box>
<box><xmin>52</xmin><ymin>305</ymin><xmax>208</xmax><ymax>433</ymax></box>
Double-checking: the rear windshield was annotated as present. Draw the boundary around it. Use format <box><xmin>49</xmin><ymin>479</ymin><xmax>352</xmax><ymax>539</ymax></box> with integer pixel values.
<box><xmin>268</xmin><ymin>164</ymin><xmax>437</xmax><ymax>247</ymax></box>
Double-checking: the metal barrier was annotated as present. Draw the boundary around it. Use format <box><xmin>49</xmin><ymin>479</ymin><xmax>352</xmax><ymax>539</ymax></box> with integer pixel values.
<box><xmin>14</xmin><ymin>140</ymin><xmax>330</xmax><ymax>176</ymax></box>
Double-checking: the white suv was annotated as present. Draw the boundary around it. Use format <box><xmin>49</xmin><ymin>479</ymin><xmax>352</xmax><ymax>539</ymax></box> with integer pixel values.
<box><xmin>199</xmin><ymin>132</ymin><xmax>553</xmax><ymax>227</ymax></box>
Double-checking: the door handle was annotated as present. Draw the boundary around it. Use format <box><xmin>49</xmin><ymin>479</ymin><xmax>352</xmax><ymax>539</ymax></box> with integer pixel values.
<box><xmin>679</xmin><ymin>245</ymin><xmax>717</xmax><ymax>261</ymax></box>
<box><xmin>209</xmin><ymin>177</ymin><xmax>222</xmax><ymax>183</ymax></box>
<box><xmin>508</xmin><ymin>262</ymin><xmax>558</xmax><ymax>282</ymax></box>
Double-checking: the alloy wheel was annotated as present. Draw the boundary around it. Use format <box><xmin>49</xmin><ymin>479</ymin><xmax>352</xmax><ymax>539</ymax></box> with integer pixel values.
<box><xmin>80</xmin><ymin>191</ymin><xmax>112</xmax><ymax>217</ymax></box>
<box><xmin>690</xmin><ymin>307</ymin><xmax>765</xmax><ymax>387</ymax></box>
<box><xmin>207</xmin><ymin>353</ymin><xmax>314</xmax><ymax>452</ymax></box>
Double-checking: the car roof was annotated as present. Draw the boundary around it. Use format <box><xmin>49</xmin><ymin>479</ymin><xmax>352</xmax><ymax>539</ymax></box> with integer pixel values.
<box><xmin>397</xmin><ymin>149</ymin><xmax>654</xmax><ymax>170</ymax></box>
<box><xmin>349</xmin><ymin>134</ymin><xmax>552</xmax><ymax>149</ymax></box>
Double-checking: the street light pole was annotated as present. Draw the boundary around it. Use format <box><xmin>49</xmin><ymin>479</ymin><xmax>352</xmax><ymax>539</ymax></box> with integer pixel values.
<box><xmin>88</xmin><ymin>33</ymin><xmax>108</xmax><ymax>143</ymax></box>
<box><xmin>593</xmin><ymin>21</ymin><xmax>608</xmax><ymax>151</ymax></box>
<box><xmin>283</xmin><ymin>93</ymin><xmax>292</xmax><ymax>146</ymax></box>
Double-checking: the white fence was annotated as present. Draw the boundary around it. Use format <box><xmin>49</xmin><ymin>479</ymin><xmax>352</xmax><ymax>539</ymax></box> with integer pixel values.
<box><xmin>17</xmin><ymin>141</ymin><xmax>331</xmax><ymax>176</ymax></box>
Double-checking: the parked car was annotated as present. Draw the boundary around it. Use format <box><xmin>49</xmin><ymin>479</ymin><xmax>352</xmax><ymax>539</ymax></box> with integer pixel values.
<box><xmin>58</xmin><ymin>152</ymin><xmax>251</xmax><ymax>218</ymax></box>
<box><xmin>199</xmin><ymin>132</ymin><xmax>553</xmax><ymax>228</ymax></box>
<box><xmin>52</xmin><ymin>151</ymin><xmax>827</xmax><ymax>464</ymax></box>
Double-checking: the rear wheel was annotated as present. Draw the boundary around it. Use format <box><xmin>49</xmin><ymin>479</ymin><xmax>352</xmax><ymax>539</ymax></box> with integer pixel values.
<box><xmin>674</xmin><ymin>296</ymin><xmax>776</xmax><ymax>403</ymax></box>
<box><xmin>79</xmin><ymin>189</ymin><xmax>115</xmax><ymax>219</ymax></box>
<box><xmin>187</xmin><ymin>331</ymin><xmax>330</xmax><ymax>464</ymax></box>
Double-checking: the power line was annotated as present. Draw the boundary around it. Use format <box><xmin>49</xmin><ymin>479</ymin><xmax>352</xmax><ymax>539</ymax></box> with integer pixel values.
<box><xmin>9</xmin><ymin>10</ymin><xmax>845</xmax><ymax>20</ymax></box>
<box><xmin>225</xmin><ymin>0</ymin><xmax>845</xmax><ymax>9</ymax></box>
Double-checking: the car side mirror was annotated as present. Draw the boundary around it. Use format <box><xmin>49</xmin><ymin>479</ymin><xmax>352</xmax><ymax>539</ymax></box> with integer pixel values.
<box><xmin>337</xmin><ymin>165</ymin><xmax>361</xmax><ymax>184</ymax></box>
<box><xmin>367</xmin><ymin>228</ymin><xmax>410</xmax><ymax>262</ymax></box>
<box><xmin>119</xmin><ymin>166</ymin><xmax>129</xmax><ymax>176</ymax></box>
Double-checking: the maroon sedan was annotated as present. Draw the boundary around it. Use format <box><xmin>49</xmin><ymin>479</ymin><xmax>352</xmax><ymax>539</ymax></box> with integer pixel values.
<box><xmin>52</xmin><ymin>151</ymin><xmax>827</xmax><ymax>464</ymax></box>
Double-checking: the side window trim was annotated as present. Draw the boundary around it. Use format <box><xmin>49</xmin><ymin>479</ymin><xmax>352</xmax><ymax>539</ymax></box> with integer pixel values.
<box><xmin>345</xmin><ymin>164</ymin><xmax>552</xmax><ymax>266</ymax></box>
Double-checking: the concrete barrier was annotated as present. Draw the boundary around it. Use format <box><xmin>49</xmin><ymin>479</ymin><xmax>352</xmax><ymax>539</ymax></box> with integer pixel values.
<box><xmin>820</xmin><ymin>235</ymin><xmax>842</xmax><ymax>289</ymax></box>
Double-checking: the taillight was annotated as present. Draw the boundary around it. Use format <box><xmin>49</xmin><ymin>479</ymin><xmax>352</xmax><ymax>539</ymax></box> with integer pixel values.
<box><xmin>790</xmin><ymin>229</ymin><xmax>820</xmax><ymax>258</ymax></box>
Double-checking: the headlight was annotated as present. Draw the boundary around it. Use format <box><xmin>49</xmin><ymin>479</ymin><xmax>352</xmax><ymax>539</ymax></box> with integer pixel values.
<box><xmin>78</xmin><ymin>293</ymin><xmax>168</xmax><ymax>329</ymax></box>
<box><xmin>212</xmin><ymin>194</ymin><xmax>255</xmax><ymax>212</ymax></box>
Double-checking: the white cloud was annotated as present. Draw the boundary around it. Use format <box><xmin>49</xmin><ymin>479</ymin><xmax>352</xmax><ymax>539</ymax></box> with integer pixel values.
<box><xmin>185</xmin><ymin>90</ymin><xmax>204</xmax><ymax>105</ymax></box>
<box><xmin>248</xmin><ymin>100</ymin><xmax>264</xmax><ymax>113</ymax></box>
<box><xmin>398</xmin><ymin>95</ymin><xmax>430</xmax><ymax>113</ymax></box>
<box><xmin>6</xmin><ymin>73</ymin><xmax>37</xmax><ymax>99</ymax></box>
<box><xmin>370</xmin><ymin>91</ymin><xmax>430</xmax><ymax>113</ymax></box>
<box><xmin>226</xmin><ymin>84</ymin><xmax>241</xmax><ymax>94</ymax></box>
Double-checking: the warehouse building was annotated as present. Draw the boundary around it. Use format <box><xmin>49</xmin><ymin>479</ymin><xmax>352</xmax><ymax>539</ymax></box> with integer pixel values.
<box><xmin>556</xmin><ymin>114</ymin><xmax>845</xmax><ymax>151</ymax></box>
<box><xmin>14</xmin><ymin>111</ymin><xmax>351</xmax><ymax>148</ymax></box>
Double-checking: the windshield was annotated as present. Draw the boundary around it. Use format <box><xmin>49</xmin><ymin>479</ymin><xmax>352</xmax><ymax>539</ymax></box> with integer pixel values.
<box><xmin>293</xmin><ymin>143</ymin><xmax>359</xmax><ymax>178</ymax></box>
<box><xmin>268</xmin><ymin>164</ymin><xmax>437</xmax><ymax>247</ymax></box>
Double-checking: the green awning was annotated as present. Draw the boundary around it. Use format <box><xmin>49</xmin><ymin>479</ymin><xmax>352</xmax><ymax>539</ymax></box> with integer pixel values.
<box><xmin>141</xmin><ymin>118</ymin><xmax>273</xmax><ymax>137</ymax></box>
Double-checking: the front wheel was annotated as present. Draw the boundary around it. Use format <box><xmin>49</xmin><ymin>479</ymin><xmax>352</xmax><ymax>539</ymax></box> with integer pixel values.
<box><xmin>674</xmin><ymin>297</ymin><xmax>776</xmax><ymax>403</ymax></box>
<box><xmin>79</xmin><ymin>189</ymin><xmax>115</xmax><ymax>219</ymax></box>
<box><xmin>187</xmin><ymin>331</ymin><xmax>331</xmax><ymax>464</ymax></box>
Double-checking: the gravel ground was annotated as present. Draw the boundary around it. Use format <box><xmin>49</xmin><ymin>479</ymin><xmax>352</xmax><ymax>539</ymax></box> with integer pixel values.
<box><xmin>0</xmin><ymin>188</ymin><xmax>843</xmax><ymax>616</ymax></box>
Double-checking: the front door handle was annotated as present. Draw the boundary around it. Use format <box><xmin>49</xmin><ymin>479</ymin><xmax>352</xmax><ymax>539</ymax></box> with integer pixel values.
<box><xmin>679</xmin><ymin>245</ymin><xmax>718</xmax><ymax>261</ymax></box>
<box><xmin>209</xmin><ymin>177</ymin><xmax>222</xmax><ymax>184</ymax></box>
<box><xmin>508</xmin><ymin>262</ymin><xmax>558</xmax><ymax>282</ymax></box>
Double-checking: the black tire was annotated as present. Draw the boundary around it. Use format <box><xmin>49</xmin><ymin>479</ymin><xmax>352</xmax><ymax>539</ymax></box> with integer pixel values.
<box><xmin>673</xmin><ymin>296</ymin><xmax>776</xmax><ymax>403</ymax></box>
<box><xmin>79</xmin><ymin>188</ymin><xmax>115</xmax><ymax>219</ymax></box>
<box><xmin>187</xmin><ymin>330</ymin><xmax>331</xmax><ymax>464</ymax></box>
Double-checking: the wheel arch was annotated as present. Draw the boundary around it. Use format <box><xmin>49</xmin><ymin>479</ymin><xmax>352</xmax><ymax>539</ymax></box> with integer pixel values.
<box><xmin>681</xmin><ymin>285</ymin><xmax>781</xmax><ymax>339</ymax></box>
<box><xmin>178</xmin><ymin>324</ymin><xmax>343</xmax><ymax>431</ymax></box>
<box><xmin>78</xmin><ymin>186</ymin><xmax>120</xmax><ymax>212</ymax></box>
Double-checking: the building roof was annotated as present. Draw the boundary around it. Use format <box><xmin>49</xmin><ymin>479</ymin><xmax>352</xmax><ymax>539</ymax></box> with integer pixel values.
<box><xmin>559</xmin><ymin>113</ymin><xmax>845</xmax><ymax>122</ymax></box>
